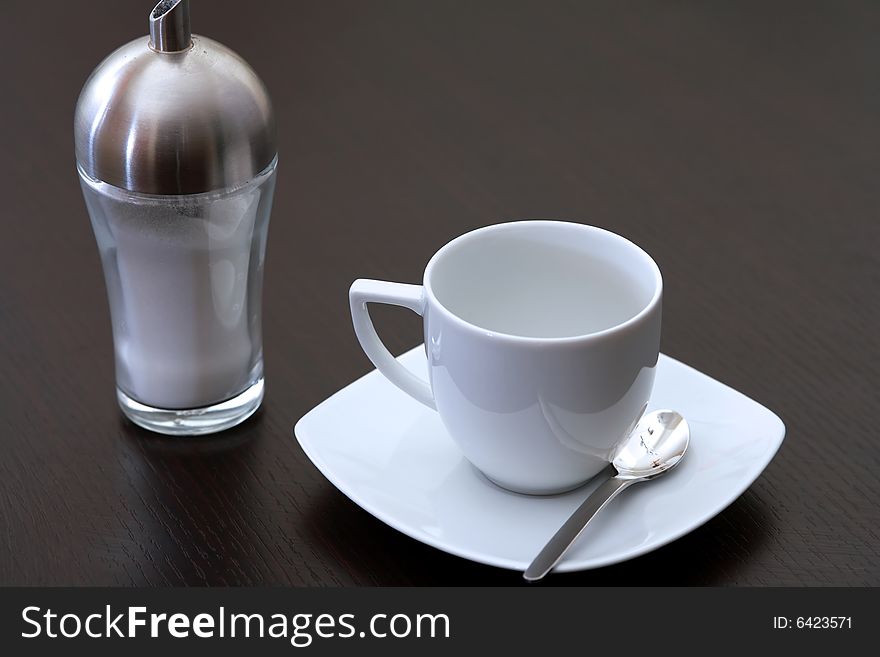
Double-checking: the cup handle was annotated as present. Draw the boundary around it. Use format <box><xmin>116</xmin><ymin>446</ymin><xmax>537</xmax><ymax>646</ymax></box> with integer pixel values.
<box><xmin>349</xmin><ymin>279</ymin><xmax>436</xmax><ymax>409</ymax></box>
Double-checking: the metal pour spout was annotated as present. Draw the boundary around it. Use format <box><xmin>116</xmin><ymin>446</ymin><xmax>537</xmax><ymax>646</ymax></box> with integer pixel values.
<box><xmin>149</xmin><ymin>0</ymin><xmax>192</xmax><ymax>53</ymax></box>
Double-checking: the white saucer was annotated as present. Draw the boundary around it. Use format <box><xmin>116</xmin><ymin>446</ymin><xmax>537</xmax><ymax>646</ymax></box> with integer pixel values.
<box><xmin>294</xmin><ymin>346</ymin><xmax>785</xmax><ymax>572</ymax></box>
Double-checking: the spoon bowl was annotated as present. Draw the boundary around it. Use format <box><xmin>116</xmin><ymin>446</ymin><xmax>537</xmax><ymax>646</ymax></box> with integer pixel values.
<box><xmin>613</xmin><ymin>410</ymin><xmax>690</xmax><ymax>479</ymax></box>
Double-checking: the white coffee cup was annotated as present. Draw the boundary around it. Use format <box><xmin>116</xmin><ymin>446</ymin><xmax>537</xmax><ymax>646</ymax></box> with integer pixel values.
<box><xmin>350</xmin><ymin>221</ymin><xmax>662</xmax><ymax>494</ymax></box>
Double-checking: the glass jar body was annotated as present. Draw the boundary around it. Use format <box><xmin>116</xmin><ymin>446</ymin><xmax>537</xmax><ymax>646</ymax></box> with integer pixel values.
<box><xmin>78</xmin><ymin>158</ymin><xmax>277</xmax><ymax>435</ymax></box>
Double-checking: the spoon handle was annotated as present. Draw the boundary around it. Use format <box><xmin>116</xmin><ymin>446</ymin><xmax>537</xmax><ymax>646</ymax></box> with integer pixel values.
<box><xmin>523</xmin><ymin>476</ymin><xmax>636</xmax><ymax>581</ymax></box>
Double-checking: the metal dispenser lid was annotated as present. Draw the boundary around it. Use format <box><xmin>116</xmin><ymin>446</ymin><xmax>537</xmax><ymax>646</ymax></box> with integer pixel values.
<box><xmin>74</xmin><ymin>0</ymin><xmax>276</xmax><ymax>195</ymax></box>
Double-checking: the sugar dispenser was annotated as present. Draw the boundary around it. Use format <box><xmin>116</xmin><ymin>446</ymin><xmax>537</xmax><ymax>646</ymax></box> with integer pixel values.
<box><xmin>75</xmin><ymin>0</ymin><xmax>277</xmax><ymax>435</ymax></box>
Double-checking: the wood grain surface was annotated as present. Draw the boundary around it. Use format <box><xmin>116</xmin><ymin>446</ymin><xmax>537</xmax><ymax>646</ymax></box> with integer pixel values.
<box><xmin>0</xmin><ymin>0</ymin><xmax>877</xmax><ymax>585</ymax></box>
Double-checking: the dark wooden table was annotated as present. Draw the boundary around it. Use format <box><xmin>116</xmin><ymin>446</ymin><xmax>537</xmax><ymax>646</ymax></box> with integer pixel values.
<box><xmin>1</xmin><ymin>0</ymin><xmax>877</xmax><ymax>586</ymax></box>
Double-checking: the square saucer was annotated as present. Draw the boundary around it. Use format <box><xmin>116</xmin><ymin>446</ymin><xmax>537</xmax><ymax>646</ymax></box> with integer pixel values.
<box><xmin>294</xmin><ymin>346</ymin><xmax>784</xmax><ymax>572</ymax></box>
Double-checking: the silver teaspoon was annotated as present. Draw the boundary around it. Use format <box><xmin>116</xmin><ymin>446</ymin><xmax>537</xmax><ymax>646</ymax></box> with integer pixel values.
<box><xmin>523</xmin><ymin>409</ymin><xmax>690</xmax><ymax>582</ymax></box>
